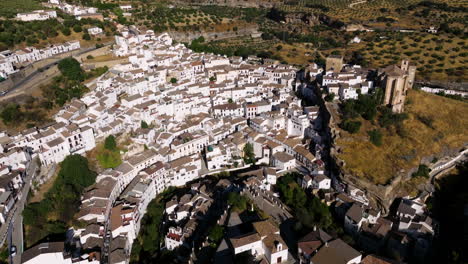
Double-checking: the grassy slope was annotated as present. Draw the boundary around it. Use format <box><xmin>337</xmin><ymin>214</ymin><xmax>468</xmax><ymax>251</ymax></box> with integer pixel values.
<box><xmin>336</xmin><ymin>90</ymin><xmax>468</xmax><ymax>185</ymax></box>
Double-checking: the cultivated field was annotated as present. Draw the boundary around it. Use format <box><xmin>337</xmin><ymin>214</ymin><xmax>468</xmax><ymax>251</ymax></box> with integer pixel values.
<box><xmin>356</xmin><ymin>33</ymin><xmax>466</xmax><ymax>81</ymax></box>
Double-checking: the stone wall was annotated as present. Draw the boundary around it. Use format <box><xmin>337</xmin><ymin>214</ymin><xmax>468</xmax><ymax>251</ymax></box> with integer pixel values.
<box><xmin>73</xmin><ymin>45</ymin><xmax>111</xmax><ymax>62</ymax></box>
<box><xmin>323</xmin><ymin>99</ymin><xmax>467</xmax><ymax>212</ymax></box>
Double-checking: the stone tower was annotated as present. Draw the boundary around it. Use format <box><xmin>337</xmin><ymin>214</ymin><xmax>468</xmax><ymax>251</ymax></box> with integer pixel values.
<box><xmin>379</xmin><ymin>60</ymin><xmax>416</xmax><ymax>113</ymax></box>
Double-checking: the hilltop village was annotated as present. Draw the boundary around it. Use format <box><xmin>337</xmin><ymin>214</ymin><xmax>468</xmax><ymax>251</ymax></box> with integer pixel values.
<box><xmin>0</xmin><ymin>26</ymin><xmax>444</xmax><ymax>264</ymax></box>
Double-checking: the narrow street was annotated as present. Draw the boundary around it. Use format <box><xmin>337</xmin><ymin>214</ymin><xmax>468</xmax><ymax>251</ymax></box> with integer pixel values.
<box><xmin>0</xmin><ymin>158</ymin><xmax>38</xmax><ymax>264</ymax></box>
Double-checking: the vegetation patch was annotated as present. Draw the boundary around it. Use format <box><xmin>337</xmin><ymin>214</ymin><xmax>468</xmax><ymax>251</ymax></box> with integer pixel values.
<box><xmin>227</xmin><ymin>192</ymin><xmax>250</xmax><ymax>212</ymax></box>
<box><xmin>23</xmin><ymin>155</ymin><xmax>96</xmax><ymax>246</ymax></box>
<box><xmin>0</xmin><ymin>17</ymin><xmax>115</xmax><ymax>50</ymax></box>
<box><xmin>276</xmin><ymin>172</ymin><xmax>334</xmax><ymax>231</ymax></box>
<box><xmin>96</xmin><ymin>135</ymin><xmax>122</xmax><ymax>169</ymax></box>
<box><xmin>130</xmin><ymin>187</ymin><xmax>177</xmax><ymax>263</ymax></box>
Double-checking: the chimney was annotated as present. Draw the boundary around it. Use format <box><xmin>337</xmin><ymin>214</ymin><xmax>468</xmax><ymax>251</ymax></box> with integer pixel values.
<box><xmin>313</xmin><ymin>225</ymin><xmax>317</xmax><ymax>231</ymax></box>
<box><xmin>325</xmin><ymin>242</ymin><xmax>328</xmax><ymax>247</ymax></box>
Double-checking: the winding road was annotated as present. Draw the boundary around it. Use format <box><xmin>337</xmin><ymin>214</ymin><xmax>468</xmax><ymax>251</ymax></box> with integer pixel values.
<box><xmin>1</xmin><ymin>42</ymin><xmax>113</xmax><ymax>102</ymax></box>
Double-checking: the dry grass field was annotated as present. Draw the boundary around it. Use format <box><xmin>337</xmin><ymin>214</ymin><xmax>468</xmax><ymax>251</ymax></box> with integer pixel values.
<box><xmin>337</xmin><ymin>90</ymin><xmax>468</xmax><ymax>185</ymax></box>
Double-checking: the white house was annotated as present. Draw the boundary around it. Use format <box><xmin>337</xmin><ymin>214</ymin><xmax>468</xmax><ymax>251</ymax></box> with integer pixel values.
<box><xmin>230</xmin><ymin>220</ymin><xmax>289</xmax><ymax>264</ymax></box>
<box><xmin>21</xmin><ymin>242</ymin><xmax>100</xmax><ymax>264</ymax></box>
<box><xmin>165</xmin><ymin>226</ymin><xmax>184</xmax><ymax>250</ymax></box>
<box><xmin>311</xmin><ymin>174</ymin><xmax>331</xmax><ymax>190</ymax></box>
<box><xmin>88</xmin><ymin>27</ymin><xmax>103</xmax><ymax>36</ymax></box>
<box><xmin>16</xmin><ymin>10</ymin><xmax>57</xmax><ymax>21</ymax></box>
<box><xmin>272</xmin><ymin>152</ymin><xmax>296</xmax><ymax>171</ymax></box>
<box><xmin>119</xmin><ymin>5</ymin><xmax>132</xmax><ymax>11</ymax></box>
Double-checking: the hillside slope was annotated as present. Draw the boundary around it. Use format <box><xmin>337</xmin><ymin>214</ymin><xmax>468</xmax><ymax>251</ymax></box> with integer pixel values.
<box><xmin>336</xmin><ymin>89</ymin><xmax>468</xmax><ymax>185</ymax></box>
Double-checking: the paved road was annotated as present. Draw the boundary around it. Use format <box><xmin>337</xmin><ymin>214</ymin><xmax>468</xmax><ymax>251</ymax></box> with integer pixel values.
<box><xmin>1</xmin><ymin>42</ymin><xmax>113</xmax><ymax>100</ymax></box>
<box><xmin>0</xmin><ymin>158</ymin><xmax>38</xmax><ymax>264</ymax></box>
<box><xmin>430</xmin><ymin>150</ymin><xmax>468</xmax><ymax>186</ymax></box>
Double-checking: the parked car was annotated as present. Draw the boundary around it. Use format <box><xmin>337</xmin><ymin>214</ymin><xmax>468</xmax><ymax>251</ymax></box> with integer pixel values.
<box><xmin>10</xmin><ymin>245</ymin><xmax>17</xmax><ymax>256</ymax></box>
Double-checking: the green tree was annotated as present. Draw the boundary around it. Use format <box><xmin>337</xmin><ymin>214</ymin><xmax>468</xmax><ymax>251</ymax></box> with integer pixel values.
<box><xmin>243</xmin><ymin>143</ymin><xmax>255</xmax><ymax>164</ymax></box>
<box><xmin>82</xmin><ymin>33</ymin><xmax>91</xmax><ymax>41</ymax></box>
<box><xmin>141</xmin><ymin>120</ymin><xmax>149</xmax><ymax>129</ymax></box>
<box><xmin>104</xmin><ymin>135</ymin><xmax>117</xmax><ymax>151</ymax></box>
<box><xmin>208</xmin><ymin>225</ymin><xmax>224</xmax><ymax>245</ymax></box>
<box><xmin>324</xmin><ymin>93</ymin><xmax>335</xmax><ymax>102</ymax></box>
<box><xmin>0</xmin><ymin>103</ymin><xmax>23</xmax><ymax>125</ymax></box>
<box><xmin>412</xmin><ymin>164</ymin><xmax>431</xmax><ymax>178</ymax></box>
<box><xmin>227</xmin><ymin>192</ymin><xmax>249</xmax><ymax>212</ymax></box>
<box><xmin>276</xmin><ymin>172</ymin><xmax>334</xmax><ymax>230</ymax></box>
<box><xmin>61</xmin><ymin>27</ymin><xmax>71</xmax><ymax>36</ymax></box>
<box><xmin>368</xmin><ymin>129</ymin><xmax>383</xmax><ymax>146</ymax></box>
<box><xmin>23</xmin><ymin>155</ymin><xmax>96</xmax><ymax>246</ymax></box>
<box><xmin>73</xmin><ymin>24</ymin><xmax>82</xmax><ymax>33</ymax></box>
<box><xmin>170</xmin><ymin>77</ymin><xmax>177</xmax><ymax>84</ymax></box>
<box><xmin>340</xmin><ymin>120</ymin><xmax>362</xmax><ymax>134</ymax></box>
<box><xmin>58</xmin><ymin>58</ymin><xmax>85</xmax><ymax>81</ymax></box>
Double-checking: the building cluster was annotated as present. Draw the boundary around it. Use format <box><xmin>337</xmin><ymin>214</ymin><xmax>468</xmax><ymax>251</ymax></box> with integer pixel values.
<box><xmin>316</xmin><ymin>55</ymin><xmax>417</xmax><ymax>114</ymax></box>
<box><xmin>297</xmin><ymin>226</ymin><xmax>399</xmax><ymax>264</ymax></box>
<box><xmin>46</xmin><ymin>0</ymin><xmax>103</xmax><ymax>21</ymax></box>
<box><xmin>17</xmin><ymin>24</ymin><xmax>331</xmax><ymax>263</ymax></box>
<box><xmin>421</xmin><ymin>86</ymin><xmax>468</xmax><ymax>98</ymax></box>
<box><xmin>16</xmin><ymin>10</ymin><xmax>57</xmax><ymax>21</ymax></box>
<box><xmin>0</xmin><ymin>133</ymin><xmax>31</xmax><ymax>226</ymax></box>
<box><xmin>319</xmin><ymin>55</ymin><xmax>374</xmax><ymax>101</ymax></box>
<box><xmin>215</xmin><ymin>211</ymin><xmax>289</xmax><ymax>264</ymax></box>
<box><xmin>0</xmin><ymin>40</ymin><xmax>80</xmax><ymax>79</ymax></box>
<box><xmin>317</xmin><ymin>184</ymin><xmax>437</xmax><ymax>263</ymax></box>
<box><xmin>21</xmin><ymin>242</ymin><xmax>100</xmax><ymax>264</ymax></box>
<box><xmin>389</xmin><ymin>197</ymin><xmax>436</xmax><ymax>261</ymax></box>
<box><xmin>298</xmin><ymin>227</ymin><xmax>362</xmax><ymax>264</ymax></box>
<box><xmin>164</xmin><ymin>183</ymin><xmax>213</xmax><ymax>250</ymax></box>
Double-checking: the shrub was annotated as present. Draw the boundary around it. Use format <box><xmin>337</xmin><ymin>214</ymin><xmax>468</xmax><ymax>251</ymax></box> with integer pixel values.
<box><xmin>104</xmin><ymin>135</ymin><xmax>117</xmax><ymax>151</ymax></box>
<box><xmin>58</xmin><ymin>58</ymin><xmax>84</xmax><ymax>81</ymax></box>
<box><xmin>340</xmin><ymin>120</ymin><xmax>362</xmax><ymax>134</ymax></box>
<box><xmin>417</xmin><ymin>114</ymin><xmax>434</xmax><ymax>129</ymax></box>
<box><xmin>324</xmin><ymin>93</ymin><xmax>335</xmax><ymax>102</ymax></box>
<box><xmin>412</xmin><ymin>164</ymin><xmax>431</xmax><ymax>178</ymax></box>
<box><xmin>378</xmin><ymin>107</ymin><xmax>408</xmax><ymax>128</ymax></box>
<box><xmin>368</xmin><ymin>129</ymin><xmax>383</xmax><ymax>146</ymax></box>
